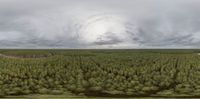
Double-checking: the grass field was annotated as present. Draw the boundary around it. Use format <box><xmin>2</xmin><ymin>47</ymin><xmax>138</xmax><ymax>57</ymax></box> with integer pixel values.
<box><xmin>0</xmin><ymin>49</ymin><xmax>200</xmax><ymax>98</ymax></box>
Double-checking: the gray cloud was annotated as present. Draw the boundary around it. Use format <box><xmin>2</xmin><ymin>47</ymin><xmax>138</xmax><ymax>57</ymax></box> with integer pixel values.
<box><xmin>94</xmin><ymin>32</ymin><xmax>123</xmax><ymax>45</ymax></box>
<box><xmin>0</xmin><ymin>0</ymin><xmax>200</xmax><ymax>48</ymax></box>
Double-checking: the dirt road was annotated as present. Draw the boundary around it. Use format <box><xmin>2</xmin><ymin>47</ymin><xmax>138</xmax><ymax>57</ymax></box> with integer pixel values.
<box><xmin>0</xmin><ymin>53</ymin><xmax>18</xmax><ymax>58</ymax></box>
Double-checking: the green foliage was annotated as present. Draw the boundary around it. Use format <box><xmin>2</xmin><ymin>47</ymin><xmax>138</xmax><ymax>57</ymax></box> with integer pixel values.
<box><xmin>0</xmin><ymin>49</ymin><xmax>199</xmax><ymax>97</ymax></box>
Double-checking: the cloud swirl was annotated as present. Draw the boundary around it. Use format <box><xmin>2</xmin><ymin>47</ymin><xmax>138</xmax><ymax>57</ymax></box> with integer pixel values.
<box><xmin>0</xmin><ymin>0</ymin><xmax>200</xmax><ymax>48</ymax></box>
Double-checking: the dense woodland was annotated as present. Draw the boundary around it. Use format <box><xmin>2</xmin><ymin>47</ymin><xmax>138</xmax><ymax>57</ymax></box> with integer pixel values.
<box><xmin>0</xmin><ymin>49</ymin><xmax>200</xmax><ymax>97</ymax></box>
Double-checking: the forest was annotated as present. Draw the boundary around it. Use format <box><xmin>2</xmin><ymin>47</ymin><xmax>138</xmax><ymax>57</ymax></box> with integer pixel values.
<box><xmin>0</xmin><ymin>49</ymin><xmax>200</xmax><ymax>98</ymax></box>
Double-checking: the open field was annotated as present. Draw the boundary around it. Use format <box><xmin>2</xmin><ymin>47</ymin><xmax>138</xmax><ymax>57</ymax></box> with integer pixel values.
<box><xmin>0</xmin><ymin>49</ymin><xmax>200</xmax><ymax>98</ymax></box>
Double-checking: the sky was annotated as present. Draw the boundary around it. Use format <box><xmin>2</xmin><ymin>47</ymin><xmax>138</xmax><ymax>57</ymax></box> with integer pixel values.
<box><xmin>0</xmin><ymin>0</ymin><xmax>200</xmax><ymax>49</ymax></box>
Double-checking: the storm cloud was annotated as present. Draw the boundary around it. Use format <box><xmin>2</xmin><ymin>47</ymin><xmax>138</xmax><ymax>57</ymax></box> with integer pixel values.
<box><xmin>0</xmin><ymin>0</ymin><xmax>200</xmax><ymax>48</ymax></box>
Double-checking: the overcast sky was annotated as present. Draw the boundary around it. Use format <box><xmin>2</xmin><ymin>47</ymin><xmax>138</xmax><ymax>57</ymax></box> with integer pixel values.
<box><xmin>0</xmin><ymin>0</ymin><xmax>200</xmax><ymax>48</ymax></box>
